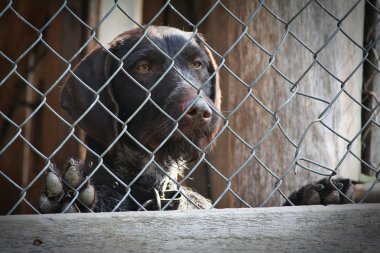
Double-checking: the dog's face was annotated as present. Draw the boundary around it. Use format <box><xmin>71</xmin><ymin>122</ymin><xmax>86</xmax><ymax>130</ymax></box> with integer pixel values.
<box><xmin>61</xmin><ymin>26</ymin><xmax>222</xmax><ymax>164</ymax></box>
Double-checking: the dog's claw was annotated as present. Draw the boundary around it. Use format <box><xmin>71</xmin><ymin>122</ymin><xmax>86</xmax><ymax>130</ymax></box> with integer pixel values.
<box><xmin>63</xmin><ymin>164</ymin><xmax>82</xmax><ymax>188</ymax></box>
<box><xmin>39</xmin><ymin>160</ymin><xmax>96</xmax><ymax>213</ymax></box>
<box><xmin>78</xmin><ymin>184</ymin><xmax>96</xmax><ymax>207</ymax></box>
<box><xmin>45</xmin><ymin>172</ymin><xmax>63</xmax><ymax>197</ymax></box>
<box><xmin>39</xmin><ymin>193</ymin><xmax>60</xmax><ymax>213</ymax></box>
<box><xmin>335</xmin><ymin>182</ymin><xmax>344</xmax><ymax>190</ymax></box>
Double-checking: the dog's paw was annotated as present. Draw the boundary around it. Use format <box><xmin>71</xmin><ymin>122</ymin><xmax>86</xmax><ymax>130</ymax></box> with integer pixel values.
<box><xmin>284</xmin><ymin>177</ymin><xmax>355</xmax><ymax>206</ymax></box>
<box><xmin>38</xmin><ymin>159</ymin><xmax>96</xmax><ymax>213</ymax></box>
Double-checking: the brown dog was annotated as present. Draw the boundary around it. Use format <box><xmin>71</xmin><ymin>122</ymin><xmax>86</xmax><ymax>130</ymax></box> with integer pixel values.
<box><xmin>40</xmin><ymin>26</ymin><xmax>222</xmax><ymax>212</ymax></box>
<box><xmin>39</xmin><ymin>26</ymin><xmax>353</xmax><ymax>213</ymax></box>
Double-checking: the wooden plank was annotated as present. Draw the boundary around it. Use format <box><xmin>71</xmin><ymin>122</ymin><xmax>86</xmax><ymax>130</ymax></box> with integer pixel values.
<box><xmin>0</xmin><ymin>0</ymin><xmax>70</xmax><ymax>214</ymax></box>
<box><xmin>362</xmin><ymin>0</ymin><xmax>380</xmax><ymax>175</ymax></box>
<box><xmin>199</xmin><ymin>0</ymin><xmax>365</xmax><ymax>207</ymax></box>
<box><xmin>142</xmin><ymin>0</ymin><xmax>165</xmax><ymax>25</ymax></box>
<box><xmin>0</xmin><ymin>0</ymin><xmax>96</xmax><ymax>214</ymax></box>
<box><xmin>0</xmin><ymin>0</ymin><xmax>47</xmax><ymax>214</ymax></box>
<box><xmin>1</xmin><ymin>204</ymin><xmax>379</xmax><ymax>253</ymax></box>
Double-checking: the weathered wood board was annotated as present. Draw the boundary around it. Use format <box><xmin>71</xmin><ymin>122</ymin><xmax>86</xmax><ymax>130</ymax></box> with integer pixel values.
<box><xmin>0</xmin><ymin>204</ymin><xmax>379</xmax><ymax>253</ymax></box>
<box><xmin>200</xmin><ymin>0</ymin><xmax>365</xmax><ymax>207</ymax></box>
<box><xmin>0</xmin><ymin>1</ymin><xmax>87</xmax><ymax>214</ymax></box>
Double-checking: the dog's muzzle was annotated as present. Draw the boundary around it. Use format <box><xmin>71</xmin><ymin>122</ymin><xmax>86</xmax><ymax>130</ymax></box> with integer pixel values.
<box><xmin>182</xmin><ymin>97</ymin><xmax>213</xmax><ymax>125</ymax></box>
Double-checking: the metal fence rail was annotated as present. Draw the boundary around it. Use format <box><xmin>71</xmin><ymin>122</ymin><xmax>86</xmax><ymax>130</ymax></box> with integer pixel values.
<box><xmin>0</xmin><ymin>0</ymin><xmax>379</xmax><ymax>215</ymax></box>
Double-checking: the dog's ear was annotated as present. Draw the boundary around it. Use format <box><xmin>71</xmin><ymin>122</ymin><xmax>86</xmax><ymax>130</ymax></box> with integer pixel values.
<box><xmin>60</xmin><ymin>46</ymin><xmax>119</xmax><ymax>147</ymax></box>
<box><xmin>199</xmin><ymin>42</ymin><xmax>221</xmax><ymax>110</ymax></box>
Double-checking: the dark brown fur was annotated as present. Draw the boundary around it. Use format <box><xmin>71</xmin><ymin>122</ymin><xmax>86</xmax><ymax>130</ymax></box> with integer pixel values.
<box><xmin>59</xmin><ymin>26</ymin><xmax>222</xmax><ymax>211</ymax></box>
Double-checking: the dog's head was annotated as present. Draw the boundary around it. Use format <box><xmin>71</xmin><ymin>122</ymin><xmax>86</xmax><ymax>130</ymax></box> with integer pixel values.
<box><xmin>61</xmin><ymin>26</ymin><xmax>222</xmax><ymax>164</ymax></box>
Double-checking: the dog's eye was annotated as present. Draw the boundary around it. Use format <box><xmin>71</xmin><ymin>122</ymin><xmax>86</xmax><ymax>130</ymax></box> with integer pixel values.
<box><xmin>190</xmin><ymin>60</ymin><xmax>202</xmax><ymax>69</ymax></box>
<box><xmin>136</xmin><ymin>64</ymin><xmax>151</xmax><ymax>72</ymax></box>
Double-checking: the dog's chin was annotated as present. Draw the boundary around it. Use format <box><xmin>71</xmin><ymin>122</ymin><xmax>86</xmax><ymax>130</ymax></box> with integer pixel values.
<box><xmin>136</xmin><ymin>115</ymin><xmax>222</xmax><ymax>166</ymax></box>
<box><xmin>155</xmin><ymin>136</ymin><xmax>210</xmax><ymax>166</ymax></box>
<box><xmin>140</xmin><ymin>128</ymin><xmax>215</xmax><ymax>166</ymax></box>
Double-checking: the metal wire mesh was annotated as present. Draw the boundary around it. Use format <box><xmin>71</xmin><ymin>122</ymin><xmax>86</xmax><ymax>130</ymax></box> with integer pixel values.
<box><xmin>0</xmin><ymin>0</ymin><xmax>379</xmax><ymax>214</ymax></box>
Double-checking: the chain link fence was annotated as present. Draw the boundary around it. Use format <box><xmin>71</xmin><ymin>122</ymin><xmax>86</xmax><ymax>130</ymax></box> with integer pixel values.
<box><xmin>1</xmin><ymin>0</ymin><xmax>379</xmax><ymax>215</ymax></box>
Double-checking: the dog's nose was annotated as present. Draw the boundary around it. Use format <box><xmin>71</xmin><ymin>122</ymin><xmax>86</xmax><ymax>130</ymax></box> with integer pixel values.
<box><xmin>184</xmin><ymin>98</ymin><xmax>212</xmax><ymax>121</ymax></box>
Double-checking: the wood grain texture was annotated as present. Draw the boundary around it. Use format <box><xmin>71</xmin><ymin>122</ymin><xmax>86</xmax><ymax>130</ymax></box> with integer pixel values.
<box><xmin>0</xmin><ymin>1</ymin><xmax>86</xmax><ymax>214</ymax></box>
<box><xmin>1</xmin><ymin>204</ymin><xmax>379</xmax><ymax>253</ymax></box>
<box><xmin>200</xmin><ymin>0</ymin><xmax>364</xmax><ymax>207</ymax></box>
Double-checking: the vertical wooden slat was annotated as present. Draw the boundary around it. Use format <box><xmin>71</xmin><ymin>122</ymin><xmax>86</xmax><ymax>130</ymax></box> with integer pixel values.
<box><xmin>362</xmin><ymin>0</ymin><xmax>380</xmax><ymax>176</ymax></box>
<box><xmin>0</xmin><ymin>0</ymin><xmax>53</xmax><ymax>214</ymax></box>
<box><xmin>27</xmin><ymin>1</ymin><xmax>89</xmax><ymax>214</ymax></box>
<box><xmin>0</xmin><ymin>0</ymin><xmax>94</xmax><ymax>214</ymax></box>
<box><xmin>142</xmin><ymin>0</ymin><xmax>165</xmax><ymax>25</ymax></box>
